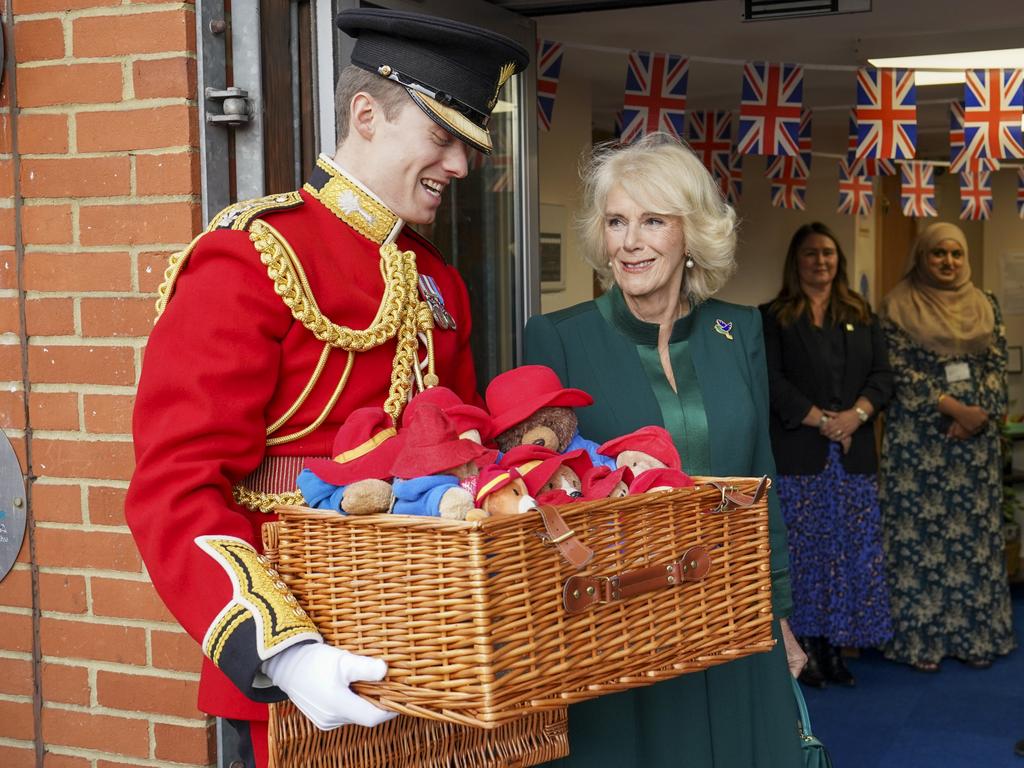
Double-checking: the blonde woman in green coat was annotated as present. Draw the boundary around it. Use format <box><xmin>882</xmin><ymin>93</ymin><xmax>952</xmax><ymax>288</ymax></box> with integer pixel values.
<box><xmin>525</xmin><ymin>133</ymin><xmax>805</xmax><ymax>767</ymax></box>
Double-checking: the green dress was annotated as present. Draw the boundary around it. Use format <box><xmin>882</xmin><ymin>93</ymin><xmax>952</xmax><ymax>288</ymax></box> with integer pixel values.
<box><xmin>524</xmin><ymin>285</ymin><xmax>801</xmax><ymax>768</ymax></box>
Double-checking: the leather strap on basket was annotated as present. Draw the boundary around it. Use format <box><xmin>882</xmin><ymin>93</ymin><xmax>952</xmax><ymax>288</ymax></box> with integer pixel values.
<box><xmin>562</xmin><ymin>545</ymin><xmax>711</xmax><ymax>614</ymax></box>
<box><xmin>708</xmin><ymin>475</ymin><xmax>770</xmax><ymax>512</ymax></box>
<box><xmin>535</xmin><ymin>505</ymin><xmax>594</xmax><ymax>570</ymax></box>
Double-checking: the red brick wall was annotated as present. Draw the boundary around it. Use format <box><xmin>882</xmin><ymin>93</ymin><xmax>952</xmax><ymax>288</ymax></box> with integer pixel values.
<box><xmin>0</xmin><ymin>2</ymin><xmax>214</xmax><ymax>766</ymax></box>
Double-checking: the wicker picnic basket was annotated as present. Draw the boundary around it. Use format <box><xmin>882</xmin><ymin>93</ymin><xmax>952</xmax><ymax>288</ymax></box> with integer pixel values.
<box><xmin>261</xmin><ymin>522</ymin><xmax>569</xmax><ymax>768</ymax></box>
<box><xmin>269</xmin><ymin>475</ymin><xmax>776</xmax><ymax>732</ymax></box>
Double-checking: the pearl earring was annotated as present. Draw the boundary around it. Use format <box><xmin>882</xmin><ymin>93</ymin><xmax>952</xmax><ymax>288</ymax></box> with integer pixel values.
<box><xmin>685</xmin><ymin>253</ymin><xmax>695</xmax><ymax>269</ymax></box>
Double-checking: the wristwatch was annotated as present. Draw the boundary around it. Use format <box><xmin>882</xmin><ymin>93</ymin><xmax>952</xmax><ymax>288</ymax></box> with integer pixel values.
<box><xmin>854</xmin><ymin>406</ymin><xmax>869</xmax><ymax>423</ymax></box>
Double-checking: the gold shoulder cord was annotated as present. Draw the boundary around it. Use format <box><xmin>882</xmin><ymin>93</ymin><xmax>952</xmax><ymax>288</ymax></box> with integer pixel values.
<box><xmin>153</xmin><ymin>197</ymin><xmax>437</xmax><ymax>514</ymax></box>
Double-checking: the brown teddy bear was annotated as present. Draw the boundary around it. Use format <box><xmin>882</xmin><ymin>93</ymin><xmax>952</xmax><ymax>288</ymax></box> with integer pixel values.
<box><xmin>473</xmin><ymin>465</ymin><xmax>536</xmax><ymax>517</ymax></box>
<box><xmin>388</xmin><ymin>404</ymin><xmax>497</xmax><ymax>520</ymax></box>
<box><xmin>484</xmin><ymin>365</ymin><xmax>615</xmax><ymax>468</ymax></box>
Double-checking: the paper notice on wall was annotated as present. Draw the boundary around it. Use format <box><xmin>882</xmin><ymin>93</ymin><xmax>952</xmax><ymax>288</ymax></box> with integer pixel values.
<box><xmin>1002</xmin><ymin>253</ymin><xmax>1024</xmax><ymax>315</ymax></box>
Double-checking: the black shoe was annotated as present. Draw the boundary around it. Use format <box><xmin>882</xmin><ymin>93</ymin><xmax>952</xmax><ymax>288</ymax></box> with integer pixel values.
<box><xmin>797</xmin><ymin>636</ymin><xmax>827</xmax><ymax>688</ymax></box>
<box><xmin>1014</xmin><ymin>738</ymin><xmax>1024</xmax><ymax>757</ymax></box>
<box><xmin>821</xmin><ymin>641</ymin><xmax>856</xmax><ymax>687</ymax></box>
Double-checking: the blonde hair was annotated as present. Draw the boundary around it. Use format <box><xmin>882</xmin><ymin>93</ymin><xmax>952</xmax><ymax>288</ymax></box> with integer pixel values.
<box><xmin>577</xmin><ymin>132</ymin><xmax>738</xmax><ymax>305</ymax></box>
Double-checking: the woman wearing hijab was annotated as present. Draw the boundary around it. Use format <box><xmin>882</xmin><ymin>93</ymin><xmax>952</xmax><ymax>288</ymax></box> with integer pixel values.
<box><xmin>879</xmin><ymin>222</ymin><xmax>1016</xmax><ymax>672</ymax></box>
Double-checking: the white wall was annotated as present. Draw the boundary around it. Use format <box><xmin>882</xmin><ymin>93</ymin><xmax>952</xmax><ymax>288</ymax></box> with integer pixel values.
<box><xmin>538</xmin><ymin>59</ymin><xmax>595</xmax><ymax>314</ymax></box>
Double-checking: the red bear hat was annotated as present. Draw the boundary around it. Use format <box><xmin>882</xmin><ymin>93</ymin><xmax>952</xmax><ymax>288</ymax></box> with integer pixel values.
<box><xmin>304</xmin><ymin>406</ymin><xmax>403</xmax><ymax>485</ymax></box>
<box><xmin>499</xmin><ymin>445</ymin><xmax>588</xmax><ymax>497</ymax></box>
<box><xmin>485</xmin><ymin>365</ymin><xmax>593</xmax><ymax>438</ymax></box>
<box><xmin>475</xmin><ymin>465</ymin><xmax>521</xmax><ymax>505</ymax></box>
<box><xmin>391</xmin><ymin>404</ymin><xmax>496</xmax><ymax>480</ymax></box>
<box><xmin>628</xmin><ymin>467</ymin><xmax>695</xmax><ymax>495</ymax></box>
<box><xmin>582</xmin><ymin>465</ymin><xmax>634</xmax><ymax>500</ymax></box>
<box><xmin>402</xmin><ymin>386</ymin><xmax>493</xmax><ymax>442</ymax></box>
<box><xmin>598</xmin><ymin>426</ymin><xmax>682</xmax><ymax>471</ymax></box>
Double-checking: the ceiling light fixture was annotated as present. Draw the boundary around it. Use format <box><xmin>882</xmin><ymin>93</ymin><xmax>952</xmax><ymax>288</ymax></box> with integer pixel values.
<box><xmin>868</xmin><ymin>48</ymin><xmax>1024</xmax><ymax>87</ymax></box>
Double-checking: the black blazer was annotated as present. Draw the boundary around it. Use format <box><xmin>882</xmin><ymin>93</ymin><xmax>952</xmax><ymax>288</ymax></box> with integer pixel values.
<box><xmin>759</xmin><ymin>302</ymin><xmax>893</xmax><ymax>475</ymax></box>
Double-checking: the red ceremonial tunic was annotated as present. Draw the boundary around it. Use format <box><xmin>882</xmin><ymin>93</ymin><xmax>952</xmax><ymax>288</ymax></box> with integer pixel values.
<box><xmin>125</xmin><ymin>157</ymin><xmax>480</xmax><ymax>721</ymax></box>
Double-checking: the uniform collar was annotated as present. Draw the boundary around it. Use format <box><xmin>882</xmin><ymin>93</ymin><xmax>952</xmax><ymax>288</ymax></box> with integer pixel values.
<box><xmin>303</xmin><ymin>154</ymin><xmax>405</xmax><ymax>245</ymax></box>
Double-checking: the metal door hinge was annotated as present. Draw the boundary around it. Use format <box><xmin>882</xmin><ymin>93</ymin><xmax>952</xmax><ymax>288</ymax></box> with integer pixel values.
<box><xmin>206</xmin><ymin>86</ymin><xmax>252</xmax><ymax>127</ymax></box>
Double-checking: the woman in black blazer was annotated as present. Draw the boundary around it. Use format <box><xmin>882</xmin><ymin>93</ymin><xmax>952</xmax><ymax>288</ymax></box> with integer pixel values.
<box><xmin>760</xmin><ymin>222</ymin><xmax>894</xmax><ymax>689</ymax></box>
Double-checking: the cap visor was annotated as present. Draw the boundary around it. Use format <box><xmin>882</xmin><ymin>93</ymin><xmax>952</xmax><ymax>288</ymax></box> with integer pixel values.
<box><xmin>408</xmin><ymin>90</ymin><xmax>492</xmax><ymax>154</ymax></box>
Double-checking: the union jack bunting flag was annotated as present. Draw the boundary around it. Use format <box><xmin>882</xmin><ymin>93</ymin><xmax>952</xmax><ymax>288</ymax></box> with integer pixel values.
<box><xmin>770</xmin><ymin>172</ymin><xmax>807</xmax><ymax>210</ymax></box>
<box><xmin>620</xmin><ymin>50</ymin><xmax>689</xmax><ymax>142</ymax></box>
<box><xmin>963</xmin><ymin>68</ymin><xmax>1024</xmax><ymax>161</ymax></box>
<box><xmin>1018</xmin><ymin>168</ymin><xmax>1024</xmax><ymax>218</ymax></box>
<box><xmin>846</xmin><ymin>110</ymin><xmax>895</xmax><ymax>175</ymax></box>
<box><xmin>613</xmin><ymin>109</ymin><xmax>624</xmax><ymax>140</ymax></box>
<box><xmin>765</xmin><ymin>108</ymin><xmax>811</xmax><ymax>179</ymax></box>
<box><xmin>854</xmin><ymin>67</ymin><xmax>917</xmax><ymax>161</ymax></box>
<box><xmin>959</xmin><ymin>169</ymin><xmax>993</xmax><ymax>220</ymax></box>
<box><xmin>536</xmin><ymin>40</ymin><xmax>565</xmax><ymax>132</ymax></box>
<box><xmin>900</xmin><ymin>161</ymin><xmax>937</xmax><ymax>218</ymax></box>
<box><xmin>837</xmin><ymin>159</ymin><xmax>874</xmax><ymax>216</ymax></box>
<box><xmin>724</xmin><ymin>148</ymin><xmax>743</xmax><ymax>205</ymax></box>
<box><xmin>950</xmin><ymin>101</ymin><xmax>999</xmax><ymax>173</ymax></box>
<box><xmin>737</xmin><ymin>61</ymin><xmax>804</xmax><ymax>156</ymax></box>
<box><xmin>686</xmin><ymin>111</ymin><xmax>733</xmax><ymax>182</ymax></box>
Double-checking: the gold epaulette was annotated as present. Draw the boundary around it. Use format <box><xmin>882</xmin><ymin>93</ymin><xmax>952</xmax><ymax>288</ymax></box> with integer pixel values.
<box><xmin>154</xmin><ymin>192</ymin><xmax>305</xmax><ymax>320</ymax></box>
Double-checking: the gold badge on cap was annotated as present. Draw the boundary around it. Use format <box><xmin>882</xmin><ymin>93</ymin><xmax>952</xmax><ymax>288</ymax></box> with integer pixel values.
<box><xmin>488</xmin><ymin>61</ymin><xmax>518</xmax><ymax>109</ymax></box>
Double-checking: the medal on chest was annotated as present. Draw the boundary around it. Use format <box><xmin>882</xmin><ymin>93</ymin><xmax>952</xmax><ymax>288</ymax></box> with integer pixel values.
<box><xmin>418</xmin><ymin>274</ymin><xmax>456</xmax><ymax>331</ymax></box>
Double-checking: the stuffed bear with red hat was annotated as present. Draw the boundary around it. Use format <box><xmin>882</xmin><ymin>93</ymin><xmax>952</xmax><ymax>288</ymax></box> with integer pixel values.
<box><xmin>299</xmin><ymin>406</ymin><xmax>402</xmax><ymax>515</ymax></box>
<box><xmin>598</xmin><ymin>425</ymin><xmax>684</xmax><ymax>476</ymax></box>
<box><xmin>388</xmin><ymin>403</ymin><xmax>497</xmax><ymax>520</ymax></box>
<box><xmin>628</xmin><ymin>467</ymin><xmax>695</xmax><ymax>495</ymax></box>
<box><xmin>474</xmin><ymin>465</ymin><xmax>536</xmax><ymax>517</ymax></box>
<box><xmin>485</xmin><ymin>365</ymin><xmax>615</xmax><ymax>468</ymax></box>
<box><xmin>498</xmin><ymin>444</ymin><xmax>591</xmax><ymax>503</ymax></box>
<box><xmin>401</xmin><ymin>385</ymin><xmax>493</xmax><ymax>446</ymax></box>
<box><xmin>582</xmin><ymin>465</ymin><xmax>633</xmax><ymax>500</ymax></box>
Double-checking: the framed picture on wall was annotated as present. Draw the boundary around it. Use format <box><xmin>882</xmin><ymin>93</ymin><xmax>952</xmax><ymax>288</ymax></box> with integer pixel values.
<box><xmin>540</xmin><ymin>203</ymin><xmax>566</xmax><ymax>293</ymax></box>
<box><xmin>1009</xmin><ymin>346</ymin><xmax>1023</xmax><ymax>375</ymax></box>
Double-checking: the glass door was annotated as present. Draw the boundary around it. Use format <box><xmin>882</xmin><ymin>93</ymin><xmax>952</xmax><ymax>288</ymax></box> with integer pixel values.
<box><xmin>326</xmin><ymin>0</ymin><xmax>539</xmax><ymax>386</ymax></box>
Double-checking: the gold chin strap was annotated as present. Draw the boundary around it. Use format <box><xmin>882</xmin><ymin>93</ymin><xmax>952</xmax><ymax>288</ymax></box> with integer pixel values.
<box><xmin>248</xmin><ymin>219</ymin><xmax>437</xmax><ymax>428</ymax></box>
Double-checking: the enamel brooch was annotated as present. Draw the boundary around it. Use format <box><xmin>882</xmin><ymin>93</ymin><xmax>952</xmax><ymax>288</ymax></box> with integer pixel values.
<box><xmin>714</xmin><ymin>319</ymin><xmax>734</xmax><ymax>340</ymax></box>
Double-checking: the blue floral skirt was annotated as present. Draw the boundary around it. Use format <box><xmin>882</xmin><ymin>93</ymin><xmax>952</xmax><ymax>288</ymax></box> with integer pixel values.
<box><xmin>776</xmin><ymin>443</ymin><xmax>892</xmax><ymax>646</ymax></box>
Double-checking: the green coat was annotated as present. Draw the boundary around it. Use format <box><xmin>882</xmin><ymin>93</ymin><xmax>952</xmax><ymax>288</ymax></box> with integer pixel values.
<box><xmin>524</xmin><ymin>286</ymin><xmax>801</xmax><ymax>768</ymax></box>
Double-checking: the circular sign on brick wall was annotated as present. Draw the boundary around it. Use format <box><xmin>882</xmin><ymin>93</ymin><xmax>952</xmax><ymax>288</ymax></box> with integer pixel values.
<box><xmin>0</xmin><ymin>429</ymin><xmax>26</xmax><ymax>583</ymax></box>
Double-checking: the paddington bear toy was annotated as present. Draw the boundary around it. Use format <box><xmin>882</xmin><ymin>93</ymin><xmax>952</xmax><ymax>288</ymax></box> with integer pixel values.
<box><xmin>298</xmin><ymin>406</ymin><xmax>401</xmax><ymax>515</ymax></box>
<box><xmin>474</xmin><ymin>465</ymin><xmax>537</xmax><ymax>517</ymax></box>
<box><xmin>498</xmin><ymin>444</ymin><xmax>592</xmax><ymax>505</ymax></box>
<box><xmin>598</xmin><ymin>425</ymin><xmax>684</xmax><ymax>475</ymax></box>
<box><xmin>581</xmin><ymin>465</ymin><xmax>633</xmax><ymax>500</ymax></box>
<box><xmin>485</xmin><ymin>365</ymin><xmax>615</xmax><ymax>468</ymax></box>
<box><xmin>389</xmin><ymin>404</ymin><xmax>496</xmax><ymax>520</ymax></box>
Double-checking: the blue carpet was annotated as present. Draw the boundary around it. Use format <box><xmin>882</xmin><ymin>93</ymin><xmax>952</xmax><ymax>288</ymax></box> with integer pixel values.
<box><xmin>803</xmin><ymin>582</ymin><xmax>1024</xmax><ymax>768</ymax></box>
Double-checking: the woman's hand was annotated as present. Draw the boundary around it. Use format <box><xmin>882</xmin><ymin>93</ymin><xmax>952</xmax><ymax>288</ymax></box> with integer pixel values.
<box><xmin>947</xmin><ymin>421</ymin><xmax>972</xmax><ymax>440</ymax></box>
<box><xmin>954</xmin><ymin>404</ymin><xmax>988</xmax><ymax>435</ymax></box>
<box><xmin>779</xmin><ymin>618</ymin><xmax>806</xmax><ymax>678</ymax></box>
<box><xmin>821</xmin><ymin>409</ymin><xmax>861</xmax><ymax>442</ymax></box>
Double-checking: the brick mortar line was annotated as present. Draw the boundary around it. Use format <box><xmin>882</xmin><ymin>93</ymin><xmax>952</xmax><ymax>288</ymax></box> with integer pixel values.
<box><xmin>22</xmin><ymin>384</ymin><xmax>138</xmax><ymax>395</ymax></box>
<box><xmin>28</xmin><ymin>430</ymin><xmax>133</xmax><ymax>441</ymax></box>
<box><xmin>0</xmin><ymin>649</ymin><xmax>33</xmax><ymax>661</ymax></box>
<box><xmin>37</xmin><ymin>566</ymin><xmax>149</xmax><ymax>579</ymax></box>
<box><xmin>22</xmin><ymin>195</ymin><xmax>198</xmax><ymax>205</ymax></box>
<box><xmin>19</xmin><ymin>49</ymin><xmax>199</xmax><ymax>66</ymax></box>
<box><xmin>31</xmin><ymin>699</ymin><xmax>205</xmax><ymax>723</ymax></box>
<box><xmin>17</xmin><ymin>103</ymin><xmax>195</xmax><ymax>114</ymax></box>
<box><xmin>27</xmin><ymin>336</ymin><xmax>149</xmax><ymax>345</ymax></box>
<box><xmin>5</xmin><ymin>8</ymin><xmax>46</xmax><ymax>765</ymax></box>
<box><xmin>14</xmin><ymin>4</ymin><xmax>196</xmax><ymax>22</ymax></box>
<box><xmin>19</xmin><ymin>149</ymin><xmax>199</xmax><ymax>159</ymax></box>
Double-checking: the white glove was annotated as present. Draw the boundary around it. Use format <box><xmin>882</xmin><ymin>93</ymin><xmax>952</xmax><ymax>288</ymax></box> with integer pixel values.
<box><xmin>263</xmin><ymin>642</ymin><xmax>398</xmax><ymax>730</ymax></box>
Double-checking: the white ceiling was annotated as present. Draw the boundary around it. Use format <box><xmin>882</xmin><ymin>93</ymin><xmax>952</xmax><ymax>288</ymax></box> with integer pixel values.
<box><xmin>530</xmin><ymin>0</ymin><xmax>1024</xmax><ymax>157</ymax></box>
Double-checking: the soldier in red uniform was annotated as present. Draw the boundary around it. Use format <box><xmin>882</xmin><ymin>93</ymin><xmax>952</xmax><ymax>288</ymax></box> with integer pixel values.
<box><xmin>125</xmin><ymin>9</ymin><xmax>528</xmax><ymax>767</ymax></box>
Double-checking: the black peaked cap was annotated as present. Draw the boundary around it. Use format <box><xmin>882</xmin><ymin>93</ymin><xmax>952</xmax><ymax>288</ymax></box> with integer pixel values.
<box><xmin>337</xmin><ymin>8</ymin><xmax>529</xmax><ymax>153</ymax></box>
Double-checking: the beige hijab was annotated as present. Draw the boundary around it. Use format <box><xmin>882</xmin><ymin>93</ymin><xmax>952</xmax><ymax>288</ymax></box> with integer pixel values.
<box><xmin>880</xmin><ymin>222</ymin><xmax>994</xmax><ymax>356</ymax></box>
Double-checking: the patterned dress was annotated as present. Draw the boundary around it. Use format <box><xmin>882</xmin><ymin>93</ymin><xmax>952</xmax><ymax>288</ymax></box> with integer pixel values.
<box><xmin>879</xmin><ymin>293</ymin><xmax>1016</xmax><ymax>665</ymax></box>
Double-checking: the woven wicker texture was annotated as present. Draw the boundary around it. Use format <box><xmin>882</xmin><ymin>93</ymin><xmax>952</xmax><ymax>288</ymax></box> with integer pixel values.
<box><xmin>262</xmin><ymin>521</ymin><xmax>568</xmax><ymax>768</ymax></box>
<box><xmin>273</xmin><ymin>476</ymin><xmax>775</xmax><ymax>728</ymax></box>
<box><xmin>267</xmin><ymin>701</ymin><xmax>568</xmax><ymax>768</ymax></box>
